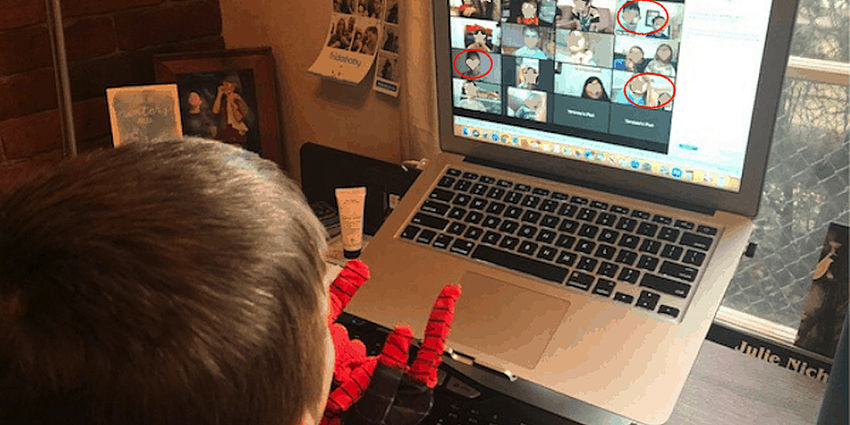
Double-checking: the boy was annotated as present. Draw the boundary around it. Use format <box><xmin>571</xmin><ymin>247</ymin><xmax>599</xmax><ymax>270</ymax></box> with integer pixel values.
<box><xmin>0</xmin><ymin>138</ymin><xmax>333</xmax><ymax>425</ymax></box>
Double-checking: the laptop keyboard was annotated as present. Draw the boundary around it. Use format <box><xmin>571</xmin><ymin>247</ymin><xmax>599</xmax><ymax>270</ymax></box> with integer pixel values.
<box><xmin>399</xmin><ymin>167</ymin><xmax>721</xmax><ymax>322</ymax></box>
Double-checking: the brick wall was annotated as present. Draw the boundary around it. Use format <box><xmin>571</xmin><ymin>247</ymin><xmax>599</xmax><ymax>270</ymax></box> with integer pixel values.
<box><xmin>0</xmin><ymin>0</ymin><xmax>224</xmax><ymax>183</ymax></box>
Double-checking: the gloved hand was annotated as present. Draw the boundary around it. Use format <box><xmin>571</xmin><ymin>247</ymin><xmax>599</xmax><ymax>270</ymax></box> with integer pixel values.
<box><xmin>321</xmin><ymin>260</ymin><xmax>461</xmax><ymax>425</ymax></box>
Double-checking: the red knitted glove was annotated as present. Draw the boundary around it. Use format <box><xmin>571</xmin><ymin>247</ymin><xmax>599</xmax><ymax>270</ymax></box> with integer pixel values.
<box><xmin>321</xmin><ymin>260</ymin><xmax>461</xmax><ymax>425</ymax></box>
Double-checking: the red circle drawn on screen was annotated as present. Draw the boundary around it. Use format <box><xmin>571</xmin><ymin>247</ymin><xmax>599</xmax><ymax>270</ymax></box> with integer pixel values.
<box><xmin>453</xmin><ymin>49</ymin><xmax>494</xmax><ymax>79</ymax></box>
<box><xmin>616</xmin><ymin>0</ymin><xmax>669</xmax><ymax>36</ymax></box>
<box><xmin>623</xmin><ymin>72</ymin><xmax>676</xmax><ymax>109</ymax></box>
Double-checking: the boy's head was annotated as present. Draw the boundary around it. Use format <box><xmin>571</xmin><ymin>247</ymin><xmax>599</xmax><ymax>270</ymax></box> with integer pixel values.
<box><xmin>0</xmin><ymin>138</ymin><xmax>330</xmax><ymax>425</ymax></box>
<box><xmin>523</xmin><ymin>27</ymin><xmax>540</xmax><ymax>48</ymax></box>
<box><xmin>622</xmin><ymin>3</ymin><xmax>640</xmax><ymax>23</ymax></box>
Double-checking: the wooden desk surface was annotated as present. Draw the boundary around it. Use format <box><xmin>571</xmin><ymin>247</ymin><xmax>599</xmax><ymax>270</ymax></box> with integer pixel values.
<box><xmin>324</xmin><ymin>246</ymin><xmax>827</xmax><ymax>425</ymax></box>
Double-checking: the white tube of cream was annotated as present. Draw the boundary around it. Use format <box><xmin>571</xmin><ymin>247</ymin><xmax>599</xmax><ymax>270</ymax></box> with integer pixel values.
<box><xmin>335</xmin><ymin>187</ymin><xmax>367</xmax><ymax>259</ymax></box>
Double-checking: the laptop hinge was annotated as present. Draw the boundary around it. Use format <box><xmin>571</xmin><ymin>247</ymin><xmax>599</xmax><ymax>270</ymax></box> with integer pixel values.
<box><xmin>447</xmin><ymin>348</ymin><xmax>518</xmax><ymax>382</ymax></box>
<box><xmin>462</xmin><ymin>156</ymin><xmax>716</xmax><ymax>216</ymax></box>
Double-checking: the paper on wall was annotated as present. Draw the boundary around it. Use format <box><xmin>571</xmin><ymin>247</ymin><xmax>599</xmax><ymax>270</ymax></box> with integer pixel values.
<box><xmin>309</xmin><ymin>1</ymin><xmax>386</xmax><ymax>84</ymax></box>
<box><xmin>373</xmin><ymin>0</ymin><xmax>401</xmax><ymax>97</ymax></box>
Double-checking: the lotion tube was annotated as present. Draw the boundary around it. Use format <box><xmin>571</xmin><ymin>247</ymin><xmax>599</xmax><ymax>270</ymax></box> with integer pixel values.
<box><xmin>335</xmin><ymin>187</ymin><xmax>367</xmax><ymax>259</ymax></box>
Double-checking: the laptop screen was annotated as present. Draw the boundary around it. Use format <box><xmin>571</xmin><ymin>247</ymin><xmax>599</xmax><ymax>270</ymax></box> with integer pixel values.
<box><xmin>447</xmin><ymin>0</ymin><xmax>775</xmax><ymax>193</ymax></box>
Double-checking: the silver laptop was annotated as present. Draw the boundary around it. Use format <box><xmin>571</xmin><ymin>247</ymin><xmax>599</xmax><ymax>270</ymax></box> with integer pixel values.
<box><xmin>346</xmin><ymin>0</ymin><xmax>798</xmax><ymax>423</ymax></box>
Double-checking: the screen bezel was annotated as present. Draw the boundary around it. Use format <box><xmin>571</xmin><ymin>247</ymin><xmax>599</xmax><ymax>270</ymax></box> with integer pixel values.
<box><xmin>433</xmin><ymin>0</ymin><xmax>799</xmax><ymax>218</ymax></box>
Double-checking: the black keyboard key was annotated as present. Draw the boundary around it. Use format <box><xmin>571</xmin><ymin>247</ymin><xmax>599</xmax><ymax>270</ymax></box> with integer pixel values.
<box><xmin>614</xmin><ymin>292</ymin><xmax>634</xmax><ymax>304</ymax></box>
<box><xmin>486</xmin><ymin>187</ymin><xmax>505</xmax><ymax>200</ymax></box>
<box><xmin>452</xmin><ymin>194</ymin><xmax>471</xmax><ymax>206</ymax></box>
<box><xmin>536</xmin><ymin>229</ymin><xmax>556</xmax><ymax>244</ymax></box>
<box><xmin>464</xmin><ymin>226</ymin><xmax>484</xmax><ymax>241</ymax></box>
<box><xmin>631</xmin><ymin>209</ymin><xmax>651</xmax><ymax>220</ymax></box>
<box><xmin>558</xmin><ymin>203</ymin><xmax>578</xmax><ymax>217</ymax></box>
<box><xmin>611</xmin><ymin>205</ymin><xmax>629</xmax><ymax>215</ymax></box>
<box><xmin>454</xmin><ymin>179</ymin><xmax>472</xmax><ymax>192</ymax></box>
<box><xmin>576</xmin><ymin>239</ymin><xmax>596</xmax><ymax>254</ymax></box>
<box><xmin>639</xmin><ymin>239</ymin><xmax>662</xmax><ymax>255</ymax></box>
<box><xmin>578</xmin><ymin>224</ymin><xmax>600</xmax><ymax>238</ymax></box>
<box><xmin>592</xmin><ymin>278</ymin><xmax>616</xmax><ymax>298</ymax></box>
<box><xmin>556</xmin><ymin>251</ymin><xmax>577</xmax><ymax>266</ymax></box>
<box><xmin>514</xmin><ymin>184</ymin><xmax>531</xmax><ymax>192</ymax></box>
<box><xmin>537</xmin><ymin>246</ymin><xmax>558</xmax><ymax>261</ymax></box>
<box><xmin>618</xmin><ymin>234</ymin><xmax>640</xmax><ymax>249</ymax></box>
<box><xmin>659</xmin><ymin>261</ymin><xmax>699</xmax><ymax>282</ymax></box>
<box><xmin>421</xmin><ymin>200</ymin><xmax>451</xmax><ymax>216</ymax></box>
<box><xmin>636</xmin><ymin>222</ymin><xmax>658</xmax><ymax>237</ymax></box>
<box><xmin>596</xmin><ymin>212</ymin><xmax>617</xmax><ymax>227</ymax></box>
<box><xmin>570</xmin><ymin>196</ymin><xmax>589</xmax><ymax>205</ymax></box>
<box><xmin>518</xmin><ymin>241</ymin><xmax>539</xmax><ymax>256</ymax></box>
<box><xmin>674</xmin><ymin>220</ymin><xmax>695</xmax><ymax>230</ymax></box>
<box><xmin>499</xmin><ymin>236</ymin><xmax>520</xmax><ymax>250</ymax></box>
<box><xmin>637</xmin><ymin>254</ymin><xmax>659</xmax><ymax>271</ymax></box>
<box><xmin>532</xmin><ymin>187</ymin><xmax>550</xmax><ymax>196</ymax></box>
<box><xmin>540</xmin><ymin>214</ymin><xmax>560</xmax><ymax>228</ymax></box>
<box><xmin>521</xmin><ymin>210</ymin><xmax>542</xmax><ymax>224</ymax></box>
<box><xmin>640</xmin><ymin>273</ymin><xmax>692</xmax><ymax>298</ymax></box>
<box><xmin>447</xmin><ymin>222</ymin><xmax>466</xmax><ymax>235</ymax></box>
<box><xmin>615</xmin><ymin>250</ymin><xmax>638</xmax><ymax>266</ymax></box>
<box><xmin>486</xmin><ymin>202</ymin><xmax>506</xmax><ymax>215</ymax></box>
<box><xmin>697</xmin><ymin>225</ymin><xmax>718</xmax><ymax>236</ymax></box>
<box><xmin>559</xmin><ymin>219</ymin><xmax>579</xmax><ymax>233</ymax></box>
<box><xmin>448</xmin><ymin>207</ymin><xmax>466</xmax><ymax>220</ymax></box>
<box><xmin>682</xmin><ymin>249</ymin><xmax>706</xmax><ymax>267</ymax></box>
<box><xmin>412</xmin><ymin>213</ymin><xmax>449</xmax><ymax>231</ymax></box>
<box><xmin>681</xmin><ymin>232</ymin><xmax>713</xmax><ymax>251</ymax></box>
<box><xmin>555</xmin><ymin>234</ymin><xmax>576</xmax><ymax>249</ymax></box>
<box><xmin>661</xmin><ymin>244</ymin><xmax>684</xmax><ymax>261</ymax></box>
<box><xmin>577</xmin><ymin>256</ymin><xmax>598</xmax><ymax>272</ymax></box>
<box><xmin>590</xmin><ymin>200</ymin><xmax>609</xmax><ymax>210</ymax></box>
<box><xmin>471</xmin><ymin>183</ymin><xmax>488</xmax><ymax>196</ymax></box>
<box><xmin>462</xmin><ymin>172</ymin><xmax>479</xmax><ymax>180</ymax></box>
<box><xmin>504</xmin><ymin>206</ymin><xmax>523</xmax><ymax>219</ymax></box>
<box><xmin>472</xmin><ymin>246</ymin><xmax>570</xmax><ymax>284</ymax></box>
<box><xmin>479</xmin><ymin>175</ymin><xmax>496</xmax><ymax>184</ymax></box>
<box><xmin>438</xmin><ymin>176</ymin><xmax>456</xmax><ymax>188</ymax></box>
<box><xmin>497</xmin><ymin>179</ymin><xmax>513</xmax><ymax>188</ymax></box>
<box><xmin>433</xmin><ymin>234</ymin><xmax>453</xmax><ymax>249</ymax></box>
<box><xmin>577</xmin><ymin>208</ymin><xmax>597</xmax><ymax>222</ymax></box>
<box><xmin>482</xmin><ymin>215</ymin><xmax>501</xmax><ymax>229</ymax></box>
<box><xmin>658</xmin><ymin>305</ymin><xmax>680</xmax><ymax>318</ymax></box>
<box><xmin>567</xmin><ymin>271</ymin><xmax>594</xmax><ymax>290</ymax></box>
<box><xmin>540</xmin><ymin>199</ymin><xmax>559</xmax><ymax>213</ymax></box>
<box><xmin>636</xmin><ymin>290</ymin><xmax>660</xmax><ymax>311</ymax></box>
<box><xmin>481</xmin><ymin>231</ymin><xmax>501</xmax><ymax>245</ymax></box>
<box><xmin>599</xmin><ymin>229</ymin><xmax>619</xmax><ymax>244</ymax></box>
<box><xmin>518</xmin><ymin>225</ymin><xmax>537</xmax><ymax>239</ymax></box>
<box><xmin>401</xmin><ymin>225</ymin><xmax>420</xmax><ymax>240</ymax></box>
<box><xmin>618</xmin><ymin>267</ymin><xmax>640</xmax><ymax>283</ymax></box>
<box><xmin>446</xmin><ymin>168</ymin><xmax>461</xmax><ymax>176</ymax></box>
<box><xmin>464</xmin><ymin>211</ymin><xmax>484</xmax><ymax>224</ymax></box>
<box><xmin>430</xmin><ymin>188</ymin><xmax>454</xmax><ymax>202</ymax></box>
<box><xmin>658</xmin><ymin>227</ymin><xmax>680</xmax><ymax>242</ymax></box>
<box><xmin>595</xmin><ymin>244</ymin><xmax>616</xmax><ymax>260</ymax></box>
<box><xmin>450</xmin><ymin>239</ymin><xmax>475</xmax><ymax>256</ymax></box>
<box><xmin>499</xmin><ymin>220</ymin><xmax>520</xmax><ymax>234</ymax></box>
<box><xmin>504</xmin><ymin>191</ymin><xmax>523</xmax><ymax>204</ymax></box>
<box><xmin>521</xmin><ymin>195</ymin><xmax>542</xmax><ymax>209</ymax></box>
<box><xmin>616</xmin><ymin>217</ymin><xmax>638</xmax><ymax>232</ymax></box>
<box><xmin>417</xmin><ymin>229</ymin><xmax>437</xmax><ymax>244</ymax></box>
<box><xmin>598</xmin><ymin>261</ymin><xmax>619</xmax><ymax>278</ymax></box>
<box><xmin>551</xmin><ymin>191</ymin><xmax>569</xmax><ymax>200</ymax></box>
<box><xmin>652</xmin><ymin>215</ymin><xmax>672</xmax><ymax>225</ymax></box>
<box><xmin>469</xmin><ymin>198</ymin><xmax>488</xmax><ymax>210</ymax></box>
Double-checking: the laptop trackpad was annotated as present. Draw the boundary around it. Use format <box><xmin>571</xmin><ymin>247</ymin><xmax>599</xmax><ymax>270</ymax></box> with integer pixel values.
<box><xmin>451</xmin><ymin>272</ymin><xmax>570</xmax><ymax>370</ymax></box>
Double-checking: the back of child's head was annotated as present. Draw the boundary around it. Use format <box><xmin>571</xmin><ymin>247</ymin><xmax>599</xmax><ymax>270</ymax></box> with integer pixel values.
<box><xmin>0</xmin><ymin>138</ymin><xmax>328</xmax><ymax>425</ymax></box>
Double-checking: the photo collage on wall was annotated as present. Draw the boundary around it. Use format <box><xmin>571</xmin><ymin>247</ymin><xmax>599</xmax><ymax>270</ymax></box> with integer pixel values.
<box><xmin>450</xmin><ymin>0</ymin><xmax>684</xmax><ymax>147</ymax></box>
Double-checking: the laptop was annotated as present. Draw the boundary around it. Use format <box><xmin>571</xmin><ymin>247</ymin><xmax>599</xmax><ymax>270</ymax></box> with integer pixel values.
<box><xmin>345</xmin><ymin>0</ymin><xmax>799</xmax><ymax>423</ymax></box>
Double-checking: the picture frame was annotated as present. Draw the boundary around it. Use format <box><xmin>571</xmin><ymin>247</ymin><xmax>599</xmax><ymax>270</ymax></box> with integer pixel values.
<box><xmin>106</xmin><ymin>84</ymin><xmax>183</xmax><ymax>147</ymax></box>
<box><xmin>645</xmin><ymin>10</ymin><xmax>660</xmax><ymax>27</ymax></box>
<box><xmin>153</xmin><ymin>47</ymin><xmax>283</xmax><ymax>167</ymax></box>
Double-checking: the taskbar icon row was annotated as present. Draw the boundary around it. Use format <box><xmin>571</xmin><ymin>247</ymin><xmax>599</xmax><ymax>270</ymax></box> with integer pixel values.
<box><xmin>456</xmin><ymin>125</ymin><xmax>741</xmax><ymax>192</ymax></box>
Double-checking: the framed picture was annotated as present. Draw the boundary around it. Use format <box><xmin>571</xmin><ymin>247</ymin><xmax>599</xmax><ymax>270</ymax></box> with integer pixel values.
<box><xmin>106</xmin><ymin>84</ymin><xmax>183</xmax><ymax>147</ymax></box>
<box><xmin>645</xmin><ymin>10</ymin><xmax>660</xmax><ymax>27</ymax></box>
<box><xmin>154</xmin><ymin>47</ymin><xmax>283</xmax><ymax>166</ymax></box>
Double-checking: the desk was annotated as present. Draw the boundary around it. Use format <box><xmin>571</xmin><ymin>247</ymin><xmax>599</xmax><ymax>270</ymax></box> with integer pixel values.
<box><xmin>324</xmin><ymin>240</ymin><xmax>827</xmax><ymax>425</ymax></box>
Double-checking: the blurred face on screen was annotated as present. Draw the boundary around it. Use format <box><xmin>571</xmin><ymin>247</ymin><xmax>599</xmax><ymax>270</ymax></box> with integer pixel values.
<box><xmin>627</xmin><ymin>47</ymin><xmax>644</xmax><ymax>66</ymax></box>
<box><xmin>585</xmin><ymin>79</ymin><xmax>604</xmax><ymax>99</ymax></box>
<box><xmin>473</xmin><ymin>29</ymin><xmax>488</xmax><ymax>44</ymax></box>
<box><xmin>524</xmin><ymin>29</ymin><xmax>540</xmax><ymax>48</ymax></box>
